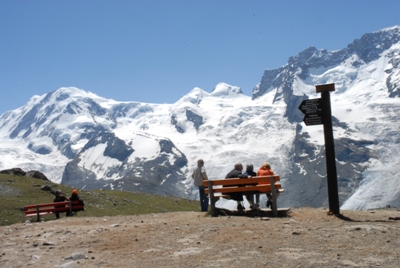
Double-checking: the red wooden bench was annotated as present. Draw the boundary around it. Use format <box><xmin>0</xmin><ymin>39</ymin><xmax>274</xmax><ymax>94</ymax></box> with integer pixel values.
<box><xmin>24</xmin><ymin>200</ymin><xmax>84</xmax><ymax>222</ymax></box>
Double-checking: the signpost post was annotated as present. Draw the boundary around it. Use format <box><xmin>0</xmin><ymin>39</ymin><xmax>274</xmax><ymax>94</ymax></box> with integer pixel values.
<box><xmin>298</xmin><ymin>83</ymin><xmax>340</xmax><ymax>215</ymax></box>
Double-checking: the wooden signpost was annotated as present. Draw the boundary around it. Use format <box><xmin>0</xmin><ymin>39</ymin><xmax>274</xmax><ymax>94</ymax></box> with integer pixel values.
<box><xmin>298</xmin><ymin>83</ymin><xmax>340</xmax><ymax>215</ymax></box>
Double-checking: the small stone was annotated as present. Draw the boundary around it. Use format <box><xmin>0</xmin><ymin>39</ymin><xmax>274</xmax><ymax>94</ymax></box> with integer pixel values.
<box><xmin>64</xmin><ymin>252</ymin><xmax>87</xmax><ymax>261</ymax></box>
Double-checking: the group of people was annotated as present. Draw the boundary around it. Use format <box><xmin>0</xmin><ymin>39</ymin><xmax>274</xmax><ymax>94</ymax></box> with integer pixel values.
<box><xmin>192</xmin><ymin>159</ymin><xmax>278</xmax><ymax>212</ymax></box>
<box><xmin>53</xmin><ymin>189</ymin><xmax>84</xmax><ymax>218</ymax></box>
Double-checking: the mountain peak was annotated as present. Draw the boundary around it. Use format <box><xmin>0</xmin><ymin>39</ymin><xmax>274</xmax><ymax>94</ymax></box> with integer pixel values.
<box><xmin>49</xmin><ymin>87</ymin><xmax>105</xmax><ymax>102</ymax></box>
<box><xmin>177</xmin><ymin>87</ymin><xmax>208</xmax><ymax>105</ymax></box>
<box><xmin>210</xmin><ymin>83</ymin><xmax>243</xmax><ymax>97</ymax></box>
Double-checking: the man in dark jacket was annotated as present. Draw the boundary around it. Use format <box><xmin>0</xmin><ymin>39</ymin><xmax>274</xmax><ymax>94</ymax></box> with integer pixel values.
<box><xmin>225</xmin><ymin>162</ymin><xmax>255</xmax><ymax>210</ymax></box>
<box><xmin>243</xmin><ymin>163</ymin><xmax>259</xmax><ymax>209</ymax></box>
<box><xmin>53</xmin><ymin>190</ymin><xmax>69</xmax><ymax>218</ymax></box>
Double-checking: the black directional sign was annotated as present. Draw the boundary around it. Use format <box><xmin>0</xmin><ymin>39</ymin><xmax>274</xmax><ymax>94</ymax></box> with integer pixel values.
<box><xmin>303</xmin><ymin>113</ymin><xmax>323</xmax><ymax>125</ymax></box>
<box><xmin>298</xmin><ymin>98</ymin><xmax>323</xmax><ymax>126</ymax></box>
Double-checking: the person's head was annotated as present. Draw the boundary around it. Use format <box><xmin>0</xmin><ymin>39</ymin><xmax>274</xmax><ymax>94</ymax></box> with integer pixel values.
<box><xmin>197</xmin><ymin>159</ymin><xmax>204</xmax><ymax>166</ymax></box>
<box><xmin>262</xmin><ymin>162</ymin><xmax>271</xmax><ymax>169</ymax></box>
<box><xmin>234</xmin><ymin>162</ymin><xmax>243</xmax><ymax>171</ymax></box>
<box><xmin>246</xmin><ymin>163</ymin><xmax>254</xmax><ymax>172</ymax></box>
<box><xmin>72</xmin><ymin>189</ymin><xmax>78</xmax><ymax>195</ymax></box>
<box><xmin>55</xmin><ymin>190</ymin><xmax>61</xmax><ymax>196</ymax></box>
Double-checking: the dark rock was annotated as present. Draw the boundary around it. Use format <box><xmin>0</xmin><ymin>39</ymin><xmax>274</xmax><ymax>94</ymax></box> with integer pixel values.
<box><xmin>0</xmin><ymin>168</ymin><xmax>26</xmax><ymax>176</ymax></box>
<box><xmin>26</xmin><ymin>170</ymin><xmax>49</xmax><ymax>181</ymax></box>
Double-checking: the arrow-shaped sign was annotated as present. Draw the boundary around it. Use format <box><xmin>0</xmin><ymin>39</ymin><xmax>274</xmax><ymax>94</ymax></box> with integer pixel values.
<box><xmin>298</xmin><ymin>98</ymin><xmax>323</xmax><ymax>126</ymax></box>
<box><xmin>298</xmin><ymin>98</ymin><xmax>323</xmax><ymax>115</ymax></box>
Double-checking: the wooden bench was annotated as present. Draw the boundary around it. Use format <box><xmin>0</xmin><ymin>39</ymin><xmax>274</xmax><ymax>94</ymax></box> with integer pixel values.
<box><xmin>203</xmin><ymin>175</ymin><xmax>284</xmax><ymax>217</ymax></box>
<box><xmin>24</xmin><ymin>200</ymin><xmax>84</xmax><ymax>222</ymax></box>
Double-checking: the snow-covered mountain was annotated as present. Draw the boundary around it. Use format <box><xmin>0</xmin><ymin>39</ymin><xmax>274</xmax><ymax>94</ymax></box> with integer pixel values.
<box><xmin>1</xmin><ymin>26</ymin><xmax>400</xmax><ymax>210</ymax></box>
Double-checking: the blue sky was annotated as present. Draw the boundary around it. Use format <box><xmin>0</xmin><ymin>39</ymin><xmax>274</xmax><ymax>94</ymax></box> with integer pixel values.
<box><xmin>1</xmin><ymin>1</ymin><xmax>399</xmax><ymax>114</ymax></box>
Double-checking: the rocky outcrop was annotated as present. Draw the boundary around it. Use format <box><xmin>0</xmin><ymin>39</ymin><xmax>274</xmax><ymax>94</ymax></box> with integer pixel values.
<box><xmin>0</xmin><ymin>168</ymin><xmax>49</xmax><ymax>181</ymax></box>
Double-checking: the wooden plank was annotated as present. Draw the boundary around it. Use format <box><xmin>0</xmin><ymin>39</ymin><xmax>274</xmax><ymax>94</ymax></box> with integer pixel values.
<box><xmin>24</xmin><ymin>200</ymin><xmax>82</xmax><ymax>210</ymax></box>
<box><xmin>24</xmin><ymin>201</ymin><xmax>82</xmax><ymax>210</ymax></box>
<box><xmin>205</xmin><ymin>184</ymin><xmax>282</xmax><ymax>195</ymax></box>
<box><xmin>203</xmin><ymin>176</ymin><xmax>280</xmax><ymax>187</ymax></box>
<box><xmin>213</xmin><ymin>184</ymin><xmax>280</xmax><ymax>194</ymax></box>
<box><xmin>24</xmin><ymin>201</ymin><xmax>71</xmax><ymax>209</ymax></box>
<box><xmin>24</xmin><ymin>206</ymin><xmax>84</xmax><ymax>214</ymax></box>
<box><xmin>25</xmin><ymin>212</ymin><xmax>53</xmax><ymax>217</ymax></box>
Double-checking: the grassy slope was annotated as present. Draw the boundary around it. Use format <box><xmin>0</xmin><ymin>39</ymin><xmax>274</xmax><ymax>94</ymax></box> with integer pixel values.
<box><xmin>0</xmin><ymin>174</ymin><xmax>200</xmax><ymax>226</ymax></box>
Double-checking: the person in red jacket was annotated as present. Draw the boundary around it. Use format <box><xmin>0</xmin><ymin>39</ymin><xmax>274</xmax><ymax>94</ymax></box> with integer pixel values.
<box><xmin>257</xmin><ymin>162</ymin><xmax>280</xmax><ymax>208</ymax></box>
<box><xmin>69</xmin><ymin>189</ymin><xmax>85</xmax><ymax>216</ymax></box>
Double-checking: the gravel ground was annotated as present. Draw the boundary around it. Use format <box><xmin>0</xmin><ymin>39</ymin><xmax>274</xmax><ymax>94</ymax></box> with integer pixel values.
<box><xmin>1</xmin><ymin>207</ymin><xmax>400</xmax><ymax>268</ymax></box>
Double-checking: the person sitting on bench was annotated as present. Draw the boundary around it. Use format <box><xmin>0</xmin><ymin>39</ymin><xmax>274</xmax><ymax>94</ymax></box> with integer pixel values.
<box><xmin>53</xmin><ymin>190</ymin><xmax>69</xmax><ymax>219</ymax></box>
<box><xmin>225</xmin><ymin>162</ymin><xmax>256</xmax><ymax>210</ymax></box>
<box><xmin>243</xmin><ymin>163</ymin><xmax>260</xmax><ymax>209</ymax></box>
<box><xmin>69</xmin><ymin>189</ymin><xmax>85</xmax><ymax>216</ymax></box>
<box><xmin>257</xmin><ymin>162</ymin><xmax>279</xmax><ymax>208</ymax></box>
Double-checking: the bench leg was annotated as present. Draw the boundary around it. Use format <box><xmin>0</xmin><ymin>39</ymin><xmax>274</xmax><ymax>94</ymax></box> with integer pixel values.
<box><xmin>208</xmin><ymin>181</ymin><xmax>217</xmax><ymax>217</ymax></box>
<box><xmin>36</xmin><ymin>205</ymin><xmax>40</xmax><ymax>222</ymax></box>
<box><xmin>270</xmin><ymin>176</ymin><xmax>278</xmax><ymax>216</ymax></box>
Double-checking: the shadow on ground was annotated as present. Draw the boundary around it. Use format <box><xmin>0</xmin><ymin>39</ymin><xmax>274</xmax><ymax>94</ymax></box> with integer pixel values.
<box><xmin>213</xmin><ymin>208</ymin><xmax>291</xmax><ymax>218</ymax></box>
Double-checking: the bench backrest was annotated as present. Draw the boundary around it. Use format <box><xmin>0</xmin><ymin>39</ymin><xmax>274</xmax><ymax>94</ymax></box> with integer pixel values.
<box><xmin>203</xmin><ymin>175</ymin><xmax>281</xmax><ymax>195</ymax></box>
<box><xmin>202</xmin><ymin>175</ymin><xmax>280</xmax><ymax>187</ymax></box>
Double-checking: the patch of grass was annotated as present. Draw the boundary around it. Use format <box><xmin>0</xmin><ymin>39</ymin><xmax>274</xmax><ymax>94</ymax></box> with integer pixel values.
<box><xmin>0</xmin><ymin>174</ymin><xmax>200</xmax><ymax>226</ymax></box>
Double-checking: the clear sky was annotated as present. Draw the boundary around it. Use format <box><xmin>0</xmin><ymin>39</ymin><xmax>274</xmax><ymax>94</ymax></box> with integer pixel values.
<box><xmin>1</xmin><ymin>0</ymin><xmax>399</xmax><ymax>115</ymax></box>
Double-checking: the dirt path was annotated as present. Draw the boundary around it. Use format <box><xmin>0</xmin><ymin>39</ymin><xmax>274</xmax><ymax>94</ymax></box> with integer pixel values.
<box><xmin>1</xmin><ymin>207</ymin><xmax>400</xmax><ymax>267</ymax></box>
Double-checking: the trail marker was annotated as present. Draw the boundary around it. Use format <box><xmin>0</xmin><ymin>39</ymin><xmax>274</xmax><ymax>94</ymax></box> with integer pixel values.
<box><xmin>298</xmin><ymin>83</ymin><xmax>340</xmax><ymax>215</ymax></box>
